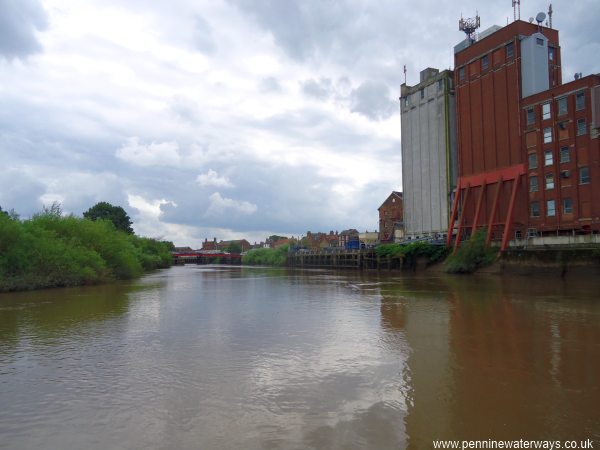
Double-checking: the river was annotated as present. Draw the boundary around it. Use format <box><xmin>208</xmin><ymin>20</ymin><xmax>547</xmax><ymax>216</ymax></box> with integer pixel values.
<box><xmin>0</xmin><ymin>265</ymin><xmax>599</xmax><ymax>449</ymax></box>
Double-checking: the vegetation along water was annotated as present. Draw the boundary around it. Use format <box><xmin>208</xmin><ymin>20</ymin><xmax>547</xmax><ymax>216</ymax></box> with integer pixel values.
<box><xmin>0</xmin><ymin>203</ymin><xmax>172</xmax><ymax>292</ymax></box>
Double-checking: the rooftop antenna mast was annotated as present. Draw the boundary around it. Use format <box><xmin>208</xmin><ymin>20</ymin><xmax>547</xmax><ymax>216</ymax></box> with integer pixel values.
<box><xmin>459</xmin><ymin>12</ymin><xmax>481</xmax><ymax>44</ymax></box>
<box><xmin>512</xmin><ymin>0</ymin><xmax>521</xmax><ymax>21</ymax></box>
<box><xmin>548</xmin><ymin>3</ymin><xmax>553</xmax><ymax>28</ymax></box>
<box><xmin>403</xmin><ymin>65</ymin><xmax>407</xmax><ymax>84</ymax></box>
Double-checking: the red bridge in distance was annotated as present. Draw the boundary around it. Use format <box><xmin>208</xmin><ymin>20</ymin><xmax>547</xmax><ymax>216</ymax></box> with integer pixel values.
<box><xmin>171</xmin><ymin>251</ymin><xmax>242</xmax><ymax>265</ymax></box>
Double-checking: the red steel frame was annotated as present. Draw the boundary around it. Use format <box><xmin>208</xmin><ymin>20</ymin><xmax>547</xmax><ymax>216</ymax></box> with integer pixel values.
<box><xmin>446</xmin><ymin>164</ymin><xmax>525</xmax><ymax>251</ymax></box>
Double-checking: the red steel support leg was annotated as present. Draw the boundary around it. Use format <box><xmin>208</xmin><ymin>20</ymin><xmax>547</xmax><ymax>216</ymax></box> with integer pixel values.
<box><xmin>446</xmin><ymin>180</ymin><xmax>462</xmax><ymax>248</ymax></box>
<box><xmin>501</xmin><ymin>175</ymin><xmax>521</xmax><ymax>251</ymax></box>
<box><xmin>487</xmin><ymin>177</ymin><xmax>503</xmax><ymax>246</ymax></box>
<box><xmin>454</xmin><ymin>183</ymin><xmax>471</xmax><ymax>252</ymax></box>
<box><xmin>472</xmin><ymin>184</ymin><xmax>486</xmax><ymax>235</ymax></box>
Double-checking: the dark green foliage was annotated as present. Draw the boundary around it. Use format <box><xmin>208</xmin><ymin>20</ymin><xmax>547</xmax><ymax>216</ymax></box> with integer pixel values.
<box><xmin>0</xmin><ymin>207</ymin><xmax>172</xmax><ymax>292</ymax></box>
<box><xmin>242</xmin><ymin>245</ymin><xmax>289</xmax><ymax>266</ymax></box>
<box><xmin>376</xmin><ymin>241</ymin><xmax>449</xmax><ymax>266</ymax></box>
<box><xmin>83</xmin><ymin>201</ymin><xmax>134</xmax><ymax>234</ymax></box>
<box><xmin>225</xmin><ymin>241</ymin><xmax>243</xmax><ymax>254</ymax></box>
<box><xmin>445</xmin><ymin>230</ymin><xmax>498</xmax><ymax>273</ymax></box>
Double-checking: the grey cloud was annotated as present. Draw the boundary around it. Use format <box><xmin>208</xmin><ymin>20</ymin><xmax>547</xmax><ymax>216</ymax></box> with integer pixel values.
<box><xmin>350</xmin><ymin>80</ymin><xmax>396</xmax><ymax>121</ymax></box>
<box><xmin>301</xmin><ymin>78</ymin><xmax>333</xmax><ymax>99</ymax></box>
<box><xmin>259</xmin><ymin>76</ymin><xmax>282</xmax><ymax>93</ymax></box>
<box><xmin>0</xmin><ymin>0</ymin><xmax>48</xmax><ymax>60</ymax></box>
<box><xmin>192</xmin><ymin>15</ymin><xmax>217</xmax><ymax>55</ymax></box>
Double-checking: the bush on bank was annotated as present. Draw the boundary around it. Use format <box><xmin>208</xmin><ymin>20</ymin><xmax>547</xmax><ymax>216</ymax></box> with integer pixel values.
<box><xmin>445</xmin><ymin>230</ymin><xmax>498</xmax><ymax>273</ymax></box>
<box><xmin>242</xmin><ymin>245</ymin><xmax>289</xmax><ymax>266</ymax></box>
<box><xmin>376</xmin><ymin>241</ymin><xmax>449</xmax><ymax>266</ymax></box>
<box><xmin>0</xmin><ymin>208</ymin><xmax>172</xmax><ymax>292</ymax></box>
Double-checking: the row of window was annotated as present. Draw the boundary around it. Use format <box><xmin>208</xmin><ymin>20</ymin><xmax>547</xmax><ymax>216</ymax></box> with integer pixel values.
<box><xmin>404</xmin><ymin>79</ymin><xmax>446</xmax><ymax>106</ymax></box>
<box><xmin>458</xmin><ymin>42</ymin><xmax>514</xmax><ymax>82</ymax></box>
<box><xmin>529</xmin><ymin>147</ymin><xmax>573</xmax><ymax>168</ymax></box>
<box><xmin>529</xmin><ymin>167</ymin><xmax>590</xmax><ymax>191</ymax></box>
<box><xmin>528</xmin><ymin>144</ymin><xmax>591</xmax><ymax>169</ymax></box>
<box><xmin>530</xmin><ymin>198</ymin><xmax>573</xmax><ymax>218</ymax></box>
<box><xmin>526</xmin><ymin>91</ymin><xmax>586</xmax><ymax>124</ymax></box>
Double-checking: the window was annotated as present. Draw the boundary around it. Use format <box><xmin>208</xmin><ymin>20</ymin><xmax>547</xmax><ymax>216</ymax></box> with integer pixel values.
<box><xmin>576</xmin><ymin>91</ymin><xmax>585</xmax><ymax>110</ymax></box>
<box><xmin>542</xmin><ymin>103</ymin><xmax>551</xmax><ymax>120</ymax></box>
<box><xmin>536</xmin><ymin>38</ymin><xmax>544</xmax><ymax>46</ymax></box>
<box><xmin>544</xmin><ymin>150</ymin><xmax>553</xmax><ymax>166</ymax></box>
<box><xmin>557</xmin><ymin>97</ymin><xmax>567</xmax><ymax>116</ymax></box>
<box><xmin>515</xmin><ymin>229</ymin><xmax>522</xmax><ymax>240</ymax></box>
<box><xmin>459</xmin><ymin>67</ymin><xmax>465</xmax><ymax>81</ymax></box>
<box><xmin>405</xmin><ymin>95</ymin><xmax>410</xmax><ymax>107</ymax></box>
<box><xmin>547</xmin><ymin>200</ymin><xmax>556</xmax><ymax>217</ymax></box>
<box><xmin>558</xmin><ymin>121</ymin><xmax>569</xmax><ymax>140</ymax></box>
<box><xmin>563</xmin><ymin>198</ymin><xmax>573</xmax><ymax>214</ymax></box>
<box><xmin>437</xmin><ymin>79</ymin><xmax>444</xmax><ymax>91</ymax></box>
<box><xmin>481</xmin><ymin>55</ymin><xmax>489</xmax><ymax>71</ymax></box>
<box><xmin>548</xmin><ymin>47</ymin><xmax>556</xmax><ymax>61</ymax></box>
<box><xmin>530</xmin><ymin>202</ymin><xmax>540</xmax><ymax>218</ymax></box>
<box><xmin>560</xmin><ymin>147</ymin><xmax>570</xmax><ymax>163</ymax></box>
<box><xmin>506</xmin><ymin>42</ymin><xmax>514</xmax><ymax>58</ymax></box>
<box><xmin>528</xmin><ymin>153</ymin><xmax>538</xmax><ymax>169</ymax></box>
<box><xmin>420</xmin><ymin>88</ymin><xmax>425</xmax><ymax>100</ymax></box>
<box><xmin>580</xmin><ymin>166</ymin><xmax>590</xmax><ymax>184</ymax></box>
<box><xmin>529</xmin><ymin>176</ymin><xmax>538</xmax><ymax>192</ymax></box>
<box><xmin>527</xmin><ymin>107</ymin><xmax>536</xmax><ymax>125</ymax></box>
<box><xmin>545</xmin><ymin>173</ymin><xmax>555</xmax><ymax>190</ymax></box>
<box><xmin>577</xmin><ymin>118</ymin><xmax>587</xmax><ymax>135</ymax></box>
<box><xmin>544</xmin><ymin>127</ymin><xmax>552</xmax><ymax>143</ymax></box>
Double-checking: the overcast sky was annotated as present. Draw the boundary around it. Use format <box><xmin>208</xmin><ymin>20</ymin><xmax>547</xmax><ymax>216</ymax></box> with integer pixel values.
<box><xmin>1</xmin><ymin>0</ymin><xmax>598</xmax><ymax>246</ymax></box>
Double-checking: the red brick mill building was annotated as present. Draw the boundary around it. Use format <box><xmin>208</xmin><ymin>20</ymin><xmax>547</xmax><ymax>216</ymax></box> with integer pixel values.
<box><xmin>446</xmin><ymin>17</ymin><xmax>600</xmax><ymax>250</ymax></box>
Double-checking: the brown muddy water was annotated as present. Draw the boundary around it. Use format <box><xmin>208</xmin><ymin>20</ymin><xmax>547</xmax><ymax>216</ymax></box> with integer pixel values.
<box><xmin>0</xmin><ymin>265</ymin><xmax>599</xmax><ymax>449</ymax></box>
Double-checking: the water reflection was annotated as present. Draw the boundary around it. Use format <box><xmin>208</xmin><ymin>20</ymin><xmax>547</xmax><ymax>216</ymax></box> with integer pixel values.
<box><xmin>0</xmin><ymin>267</ymin><xmax>599</xmax><ymax>449</ymax></box>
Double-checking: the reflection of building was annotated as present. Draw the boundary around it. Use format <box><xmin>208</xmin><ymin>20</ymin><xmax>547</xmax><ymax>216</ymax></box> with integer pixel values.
<box><xmin>378</xmin><ymin>191</ymin><xmax>403</xmax><ymax>242</ymax></box>
<box><xmin>401</xmin><ymin>69</ymin><xmax>457</xmax><ymax>241</ymax></box>
<box><xmin>448</xmin><ymin>19</ymin><xmax>600</xmax><ymax>250</ymax></box>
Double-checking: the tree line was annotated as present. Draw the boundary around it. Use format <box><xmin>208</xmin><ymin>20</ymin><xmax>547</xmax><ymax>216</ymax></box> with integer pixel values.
<box><xmin>0</xmin><ymin>202</ymin><xmax>173</xmax><ymax>292</ymax></box>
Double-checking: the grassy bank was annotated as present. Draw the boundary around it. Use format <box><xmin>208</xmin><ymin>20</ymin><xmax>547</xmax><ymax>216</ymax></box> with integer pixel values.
<box><xmin>0</xmin><ymin>210</ymin><xmax>172</xmax><ymax>292</ymax></box>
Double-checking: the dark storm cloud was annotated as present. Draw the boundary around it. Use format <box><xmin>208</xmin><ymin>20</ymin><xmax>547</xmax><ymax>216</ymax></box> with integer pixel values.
<box><xmin>0</xmin><ymin>0</ymin><xmax>48</xmax><ymax>59</ymax></box>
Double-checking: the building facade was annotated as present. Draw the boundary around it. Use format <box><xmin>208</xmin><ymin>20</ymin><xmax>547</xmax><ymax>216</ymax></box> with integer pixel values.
<box><xmin>401</xmin><ymin>68</ymin><xmax>457</xmax><ymax>240</ymax></box>
<box><xmin>378</xmin><ymin>191</ymin><xmax>404</xmax><ymax>242</ymax></box>
<box><xmin>448</xmin><ymin>19</ymin><xmax>600</xmax><ymax>250</ymax></box>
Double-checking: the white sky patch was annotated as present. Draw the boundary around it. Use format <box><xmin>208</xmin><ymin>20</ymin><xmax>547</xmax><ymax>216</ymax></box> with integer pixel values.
<box><xmin>205</xmin><ymin>192</ymin><xmax>257</xmax><ymax>217</ymax></box>
<box><xmin>196</xmin><ymin>169</ymin><xmax>234</xmax><ymax>188</ymax></box>
<box><xmin>116</xmin><ymin>137</ymin><xmax>182</xmax><ymax>167</ymax></box>
<box><xmin>127</xmin><ymin>194</ymin><xmax>176</xmax><ymax>219</ymax></box>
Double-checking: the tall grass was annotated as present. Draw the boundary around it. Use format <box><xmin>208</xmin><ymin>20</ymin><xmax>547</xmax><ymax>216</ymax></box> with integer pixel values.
<box><xmin>0</xmin><ymin>210</ymin><xmax>172</xmax><ymax>292</ymax></box>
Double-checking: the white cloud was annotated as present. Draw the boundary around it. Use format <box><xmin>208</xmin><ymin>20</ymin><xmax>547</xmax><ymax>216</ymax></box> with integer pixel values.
<box><xmin>205</xmin><ymin>192</ymin><xmax>257</xmax><ymax>217</ymax></box>
<box><xmin>116</xmin><ymin>137</ymin><xmax>182</xmax><ymax>167</ymax></box>
<box><xmin>127</xmin><ymin>194</ymin><xmax>176</xmax><ymax>219</ymax></box>
<box><xmin>196</xmin><ymin>169</ymin><xmax>234</xmax><ymax>188</ymax></box>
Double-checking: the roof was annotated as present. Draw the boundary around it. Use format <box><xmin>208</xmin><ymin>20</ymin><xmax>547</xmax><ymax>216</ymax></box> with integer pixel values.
<box><xmin>378</xmin><ymin>191</ymin><xmax>403</xmax><ymax>210</ymax></box>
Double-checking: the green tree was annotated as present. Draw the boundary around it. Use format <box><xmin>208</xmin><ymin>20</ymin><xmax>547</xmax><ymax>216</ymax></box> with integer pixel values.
<box><xmin>226</xmin><ymin>241</ymin><xmax>243</xmax><ymax>254</ymax></box>
<box><xmin>83</xmin><ymin>202</ymin><xmax>134</xmax><ymax>234</ymax></box>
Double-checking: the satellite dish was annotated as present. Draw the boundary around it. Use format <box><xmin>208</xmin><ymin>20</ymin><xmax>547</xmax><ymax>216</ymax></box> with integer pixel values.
<box><xmin>529</xmin><ymin>17</ymin><xmax>534</xmax><ymax>23</ymax></box>
<box><xmin>535</xmin><ymin>12</ymin><xmax>546</xmax><ymax>24</ymax></box>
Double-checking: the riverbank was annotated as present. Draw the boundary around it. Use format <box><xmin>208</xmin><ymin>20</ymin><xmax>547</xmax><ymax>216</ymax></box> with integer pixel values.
<box><xmin>0</xmin><ymin>211</ymin><xmax>172</xmax><ymax>292</ymax></box>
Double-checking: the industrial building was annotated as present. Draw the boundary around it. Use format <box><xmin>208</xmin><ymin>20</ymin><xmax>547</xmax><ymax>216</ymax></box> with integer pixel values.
<box><xmin>445</xmin><ymin>11</ymin><xmax>600</xmax><ymax>250</ymax></box>
<box><xmin>400</xmin><ymin>68</ymin><xmax>457</xmax><ymax>240</ymax></box>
